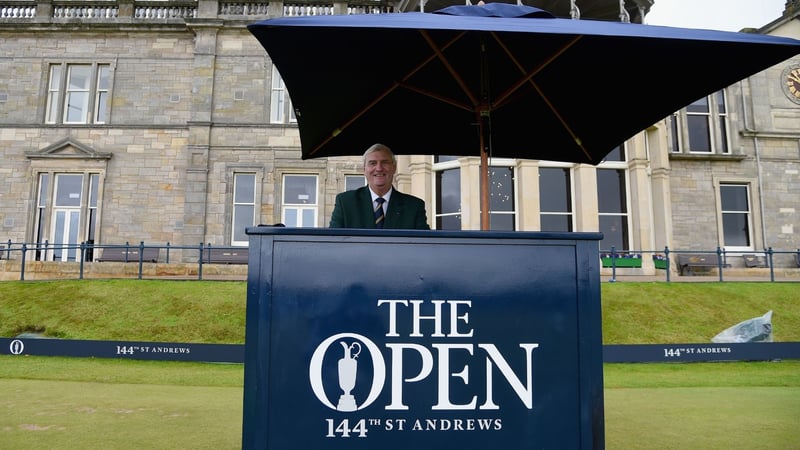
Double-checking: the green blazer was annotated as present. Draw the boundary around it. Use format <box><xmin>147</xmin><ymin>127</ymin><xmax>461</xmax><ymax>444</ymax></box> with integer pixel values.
<box><xmin>329</xmin><ymin>186</ymin><xmax>430</xmax><ymax>230</ymax></box>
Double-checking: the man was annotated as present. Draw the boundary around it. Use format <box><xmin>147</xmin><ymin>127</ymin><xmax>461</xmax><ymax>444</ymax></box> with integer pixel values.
<box><xmin>329</xmin><ymin>143</ymin><xmax>430</xmax><ymax>230</ymax></box>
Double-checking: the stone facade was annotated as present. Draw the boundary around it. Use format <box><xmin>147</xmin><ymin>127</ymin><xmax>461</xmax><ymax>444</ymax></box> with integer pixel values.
<box><xmin>0</xmin><ymin>0</ymin><xmax>799</xmax><ymax>272</ymax></box>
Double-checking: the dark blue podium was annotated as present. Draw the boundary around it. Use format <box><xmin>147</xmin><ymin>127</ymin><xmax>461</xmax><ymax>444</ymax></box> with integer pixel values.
<box><xmin>243</xmin><ymin>228</ymin><xmax>604</xmax><ymax>449</ymax></box>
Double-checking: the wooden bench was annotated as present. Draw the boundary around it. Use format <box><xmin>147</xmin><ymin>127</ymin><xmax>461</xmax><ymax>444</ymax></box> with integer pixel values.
<box><xmin>204</xmin><ymin>248</ymin><xmax>249</xmax><ymax>264</ymax></box>
<box><xmin>676</xmin><ymin>253</ymin><xmax>730</xmax><ymax>275</ymax></box>
<box><xmin>97</xmin><ymin>247</ymin><xmax>159</xmax><ymax>263</ymax></box>
<box><xmin>743</xmin><ymin>254</ymin><xmax>768</xmax><ymax>268</ymax></box>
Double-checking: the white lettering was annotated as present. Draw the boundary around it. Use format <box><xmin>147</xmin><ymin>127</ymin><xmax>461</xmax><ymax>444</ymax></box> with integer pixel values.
<box><xmin>377</xmin><ymin>299</ymin><xmax>408</xmax><ymax>337</ymax></box>
<box><xmin>448</xmin><ymin>300</ymin><xmax>473</xmax><ymax>337</ymax></box>
<box><xmin>410</xmin><ymin>300</ymin><xmax>445</xmax><ymax>337</ymax></box>
<box><xmin>432</xmin><ymin>343</ymin><xmax>476</xmax><ymax>410</ymax></box>
<box><xmin>480</xmin><ymin>343</ymin><xmax>539</xmax><ymax>410</ymax></box>
<box><xmin>385</xmin><ymin>343</ymin><xmax>434</xmax><ymax>410</ymax></box>
<box><xmin>378</xmin><ymin>299</ymin><xmax>475</xmax><ymax>338</ymax></box>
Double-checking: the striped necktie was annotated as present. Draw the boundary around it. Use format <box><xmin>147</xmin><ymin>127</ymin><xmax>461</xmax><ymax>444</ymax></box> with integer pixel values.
<box><xmin>374</xmin><ymin>197</ymin><xmax>385</xmax><ymax>228</ymax></box>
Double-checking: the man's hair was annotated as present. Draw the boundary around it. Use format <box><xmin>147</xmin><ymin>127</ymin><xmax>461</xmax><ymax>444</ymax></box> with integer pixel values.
<box><xmin>362</xmin><ymin>143</ymin><xmax>396</xmax><ymax>167</ymax></box>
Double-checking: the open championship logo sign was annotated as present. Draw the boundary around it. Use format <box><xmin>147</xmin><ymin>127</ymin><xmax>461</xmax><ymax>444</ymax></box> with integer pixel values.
<box><xmin>306</xmin><ymin>299</ymin><xmax>539</xmax><ymax>439</ymax></box>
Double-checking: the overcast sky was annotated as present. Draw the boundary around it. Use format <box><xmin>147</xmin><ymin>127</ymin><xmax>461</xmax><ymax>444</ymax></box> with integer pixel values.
<box><xmin>645</xmin><ymin>0</ymin><xmax>786</xmax><ymax>32</ymax></box>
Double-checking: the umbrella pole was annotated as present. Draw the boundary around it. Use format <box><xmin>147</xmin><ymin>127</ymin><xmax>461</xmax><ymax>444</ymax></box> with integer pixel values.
<box><xmin>479</xmin><ymin>116</ymin><xmax>490</xmax><ymax>231</ymax></box>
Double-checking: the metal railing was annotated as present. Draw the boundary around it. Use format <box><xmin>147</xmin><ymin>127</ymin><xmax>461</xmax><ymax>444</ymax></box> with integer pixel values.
<box><xmin>0</xmin><ymin>240</ymin><xmax>248</xmax><ymax>281</ymax></box>
<box><xmin>2</xmin><ymin>240</ymin><xmax>799</xmax><ymax>282</ymax></box>
<box><xmin>601</xmin><ymin>246</ymin><xmax>800</xmax><ymax>283</ymax></box>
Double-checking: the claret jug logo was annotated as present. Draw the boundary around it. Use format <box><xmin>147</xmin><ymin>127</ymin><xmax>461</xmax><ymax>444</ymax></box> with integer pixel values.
<box><xmin>308</xmin><ymin>299</ymin><xmax>539</xmax><ymax>416</ymax></box>
<box><xmin>309</xmin><ymin>333</ymin><xmax>386</xmax><ymax>412</ymax></box>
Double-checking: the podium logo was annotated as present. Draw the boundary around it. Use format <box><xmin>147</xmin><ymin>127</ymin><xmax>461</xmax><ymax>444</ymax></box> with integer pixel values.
<box><xmin>309</xmin><ymin>300</ymin><xmax>539</xmax><ymax>413</ymax></box>
<box><xmin>309</xmin><ymin>333</ymin><xmax>386</xmax><ymax>411</ymax></box>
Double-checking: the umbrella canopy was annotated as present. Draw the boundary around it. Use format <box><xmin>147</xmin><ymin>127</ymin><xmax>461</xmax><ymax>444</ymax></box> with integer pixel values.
<box><xmin>248</xmin><ymin>3</ymin><xmax>800</xmax><ymax>228</ymax></box>
<box><xmin>249</xmin><ymin>3</ymin><xmax>800</xmax><ymax>163</ymax></box>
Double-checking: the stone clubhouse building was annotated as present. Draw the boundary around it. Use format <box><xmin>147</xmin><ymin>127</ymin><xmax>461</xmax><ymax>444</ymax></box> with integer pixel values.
<box><xmin>0</xmin><ymin>0</ymin><xmax>799</xmax><ymax>275</ymax></box>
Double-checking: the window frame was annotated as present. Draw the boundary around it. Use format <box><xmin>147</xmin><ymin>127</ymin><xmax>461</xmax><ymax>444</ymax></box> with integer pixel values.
<box><xmin>33</xmin><ymin>170</ymin><xmax>103</xmax><ymax>262</ymax></box>
<box><xmin>596</xmin><ymin>145</ymin><xmax>630</xmax><ymax>253</ymax></box>
<box><xmin>538</xmin><ymin>164</ymin><xmax>574</xmax><ymax>232</ymax></box>
<box><xmin>344</xmin><ymin>174</ymin><xmax>366</xmax><ymax>192</ymax></box>
<box><xmin>45</xmin><ymin>62</ymin><xmax>112</xmax><ymax>125</ymax></box>
<box><xmin>231</xmin><ymin>172</ymin><xmax>258</xmax><ymax>247</ymax></box>
<box><xmin>670</xmin><ymin>90</ymin><xmax>731</xmax><ymax>155</ymax></box>
<box><xmin>431</xmin><ymin>156</ymin><xmax>518</xmax><ymax>231</ymax></box>
<box><xmin>270</xmin><ymin>65</ymin><xmax>297</xmax><ymax>124</ymax></box>
<box><xmin>487</xmin><ymin>159</ymin><xmax>517</xmax><ymax>231</ymax></box>
<box><xmin>432</xmin><ymin>156</ymin><xmax>462</xmax><ymax>231</ymax></box>
<box><xmin>281</xmin><ymin>173</ymin><xmax>319</xmax><ymax>228</ymax></box>
<box><xmin>716</xmin><ymin>182</ymin><xmax>756</xmax><ymax>253</ymax></box>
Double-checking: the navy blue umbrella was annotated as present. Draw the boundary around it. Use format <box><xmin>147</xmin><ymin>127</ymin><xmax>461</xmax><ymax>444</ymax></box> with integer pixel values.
<box><xmin>249</xmin><ymin>3</ymin><xmax>800</xmax><ymax>227</ymax></box>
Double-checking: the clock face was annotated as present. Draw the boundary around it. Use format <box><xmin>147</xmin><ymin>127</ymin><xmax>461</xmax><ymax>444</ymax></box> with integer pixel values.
<box><xmin>783</xmin><ymin>65</ymin><xmax>800</xmax><ymax>104</ymax></box>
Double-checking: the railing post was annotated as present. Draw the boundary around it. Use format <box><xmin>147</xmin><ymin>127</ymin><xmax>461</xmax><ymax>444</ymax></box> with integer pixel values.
<box><xmin>5</xmin><ymin>239</ymin><xmax>10</xmax><ymax>260</ymax></box>
<box><xmin>166</xmin><ymin>242</ymin><xmax>171</xmax><ymax>263</ymax></box>
<box><xmin>137</xmin><ymin>241</ymin><xmax>145</xmax><ymax>280</ymax></box>
<box><xmin>767</xmin><ymin>247</ymin><xmax>775</xmax><ymax>282</ymax></box>
<box><xmin>198</xmin><ymin>242</ymin><xmax>204</xmax><ymax>280</ymax></box>
<box><xmin>664</xmin><ymin>246</ymin><xmax>671</xmax><ymax>283</ymax></box>
<box><xmin>20</xmin><ymin>243</ymin><xmax>27</xmax><ymax>281</ymax></box>
<box><xmin>609</xmin><ymin>246</ymin><xmax>617</xmax><ymax>283</ymax></box>
<box><xmin>716</xmin><ymin>247</ymin><xmax>724</xmax><ymax>282</ymax></box>
<box><xmin>79</xmin><ymin>241</ymin><xmax>85</xmax><ymax>280</ymax></box>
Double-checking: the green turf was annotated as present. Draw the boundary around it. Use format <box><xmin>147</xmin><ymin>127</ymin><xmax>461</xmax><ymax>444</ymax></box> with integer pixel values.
<box><xmin>2</xmin><ymin>280</ymin><xmax>799</xmax><ymax>343</ymax></box>
<box><xmin>0</xmin><ymin>378</ymin><xmax>242</xmax><ymax>449</ymax></box>
<box><xmin>1</xmin><ymin>357</ymin><xmax>799</xmax><ymax>449</ymax></box>
<box><xmin>604</xmin><ymin>387</ymin><xmax>800</xmax><ymax>450</ymax></box>
<box><xmin>1</xmin><ymin>280</ymin><xmax>799</xmax><ymax>448</ymax></box>
<box><xmin>0</xmin><ymin>280</ymin><xmax>246</xmax><ymax>342</ymax></box>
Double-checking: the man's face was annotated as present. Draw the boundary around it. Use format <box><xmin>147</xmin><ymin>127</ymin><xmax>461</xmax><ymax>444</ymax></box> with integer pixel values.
<box><xmin>364</xmin><ymin>149</ymin><xmax>396</xmax><ymax>195</ymax></box>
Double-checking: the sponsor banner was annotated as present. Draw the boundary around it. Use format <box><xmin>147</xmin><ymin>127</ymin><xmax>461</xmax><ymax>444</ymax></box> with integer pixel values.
<box><xmin>2</xmin><ymin>338</ymin><xmax>798</xmax><ymax>364</ymax></box>
<box><xmin>604</xmin><ymin>342</ymin><xmax>800</xmax><ymax>363</ymax></box>
<box><xmin>0</xmin><ymin>337</ymin><xmax>242</xmax><ymax>363</ymax></box>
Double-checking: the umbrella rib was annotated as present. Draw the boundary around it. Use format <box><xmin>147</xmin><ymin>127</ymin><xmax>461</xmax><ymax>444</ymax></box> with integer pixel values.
<box><xmin>492</xmin><ymin>34</ymin><xmax>593</xmax><ymax>162</ymax></box>
<box><xmin>419</xmin><ymin>29</ymin><xmax>481</xmax><ymax>109</ymax></box>
<box><xmin>308</xmin><ymin>31</ymin><xmax>469</xmax><ymax>158</ymax></box>
<box><xmin>396</xmin><ymin>82</ymin><xmax>474</xmax><ymax>112</ymax></box>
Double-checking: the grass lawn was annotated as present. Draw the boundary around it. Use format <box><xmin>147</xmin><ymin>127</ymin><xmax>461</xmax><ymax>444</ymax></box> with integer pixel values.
<box><xmin>1</xmin><ymin>357</ymin><xmax>798</xmax><ymax>449</ymax></box>
<box><xmin>1</xmin><ymin>280</ymin><xmax>799</xmax><ymax>448</ymax></box>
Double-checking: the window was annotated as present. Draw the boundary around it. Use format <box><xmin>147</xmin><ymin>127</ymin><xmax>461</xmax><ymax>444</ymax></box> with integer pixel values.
<box><xmin>597</xmin><ymin>169</ymin><xmax>629</xmax><ymax>252</ymax></box>
<box><xmin>34</xmin><ymin>173</ymin><xmax>50</xmax><ymax>261</ymax></box>
<box><xmin>488</xmin><ymin>164</ymin><xmax>516</xmax><ymax>231</ymax></box>
<box><xmin>95</xmin><ymin>65</ymin><xmax>110</xmax><ymax>123</ymax></box>
<box><xmin>597</xmin><ymin>145</ymin><xmax>629</xmax><ymax>252</ymax></box>
<box><xmin>232</xmin><ymin>173</ymin><xmax>257</xmax><ymax>246</ymax></box>
<box><xmin>669</xmin><ymin>112</ymin><xmax>681</xmax><ymax>153</ymax></box>
<box><xmin>86</xmin><ymin>174</ymin><xmax>99</xmax><ymax>260</ymax></box>
<box><xmin>34</xmin><ymin>172</ymin><xmax>101</xmax><ymax>262</ymax></box>
<box><xmin>433</xmin><ymin>156</ymin><xmax>461</xmax><ymax>230</ymax></box>
<box><xmin>345</xmin><ymin>175</ymin><xmax>365</xmax><ymax>191</ymax></box>
<box><xmin>45</xmin><ymin>63</ymin><xmax>111</xmax><ymax>124</ymax></box>
<box><xmin>670</xmin><ymin>90</ymin><xmax>730</xmax><ymax>154</ymax></box>
<box><xmin>719</xmin><ymin>184</ymin><xmax>752</xmax><ymax>250</ymax></box>
<box><xmin>539</xmin><ymin>167</ymin><xmax>573</xmax><ymax>232</ymax></box>
<box><xmin>282</xmin><ymin>174</ymin><xmax>317</xmax><ymax>227</ymax></box>
<box><xmin>270</xmin><ymin>66</ymin><xmax>296</xmax><ymax>124</ymax></box>
<box><xmin>433</xmin><ymin>156</ymin><xmax>515</xmax><ymax>231</ymax></box>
